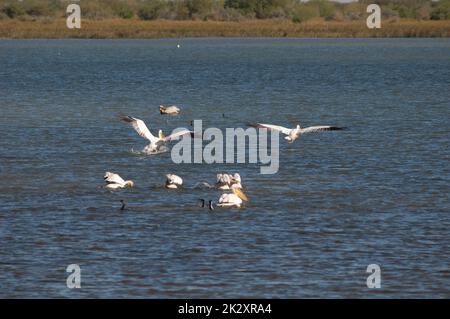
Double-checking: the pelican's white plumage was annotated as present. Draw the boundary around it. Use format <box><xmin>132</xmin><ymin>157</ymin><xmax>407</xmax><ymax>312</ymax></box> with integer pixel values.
<box><xmin>216</xmin><ymin>173</ymin><xmax>242</xmax><ymax>190</ymax></box>
<box><xmin>165</xmin><ymin>174</ymin><xmax>183</xmax><ymax>189</ymax></box>
<box><xmin>217</xmin><ymin>188</ymin><xmax>248</xmax><ymax>208</ymax></box>
<box><xmin>159</xmin><ymin>105</ymin><xmax>180</xmax><ymax>115</ymax></box>
<box><xmin>251</xmin><ymin>123</ymin><xmax>345</xmax><ymax>143</ymax></box>
<box><xmin>160</xmin><ymin>129</ymin><xmax>198</xmax><ymax>142</ymax></box>
<box><xmin>104</xmin><ymin>172</ymin><xmax>134</xmax><ymax>189</ymax></box>
<box><xmin>121</xmin><ymin>115</ymin><xmax>196</xmax><ymax>153</ymax></box>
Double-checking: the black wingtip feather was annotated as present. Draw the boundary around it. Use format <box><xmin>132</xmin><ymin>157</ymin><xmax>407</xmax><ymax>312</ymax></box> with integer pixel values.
<box><xmin>119</xmin><ymin>113</ymin><xmax>134</xmax><ymax>123</ymax></box>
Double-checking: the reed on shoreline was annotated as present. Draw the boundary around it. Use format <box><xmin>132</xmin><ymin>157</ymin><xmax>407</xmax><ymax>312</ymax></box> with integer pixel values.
<box><xmin>1</xmin><ymin>18</ymin><xmax>450</xmax><ymax>39</ymax></box>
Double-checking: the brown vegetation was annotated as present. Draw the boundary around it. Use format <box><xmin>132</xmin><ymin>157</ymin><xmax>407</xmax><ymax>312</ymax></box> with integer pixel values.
<box><xmin>1</xmin><ymin>0</ymin><xmax>450</xmax><ymax>22</ymax></box>
<box><xmin>0</xmin><ymin>18</ymin><xmax>450</xmax><ymax>39</ymax></box>
<box><xmin>1</xmin><ymin>0</ymin><xmax>450</xmax><ymax>38</ymax></box>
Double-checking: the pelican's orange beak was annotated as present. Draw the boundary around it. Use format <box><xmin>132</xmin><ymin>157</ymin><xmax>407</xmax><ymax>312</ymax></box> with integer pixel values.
<box><xmin>233</xmin><ymin>188</ymin><xmax>248</xmax><ymax>201</ymax></box>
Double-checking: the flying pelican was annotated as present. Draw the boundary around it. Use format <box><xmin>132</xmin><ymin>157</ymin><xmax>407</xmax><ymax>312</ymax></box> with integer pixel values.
<box><xmin>104</xmin><ymin>172</ymin><xmax>134</xmax><ymax>190</ymax></box>
<box><xmin>159</xmin><ymin>105</ymin><xmax>180</xmax><ymax>115</ymax></box>
<box><xmin>217</xmin><ymin>188</ymin><xmax>248</xmax><ymax>208</ymax></box>
<box><xmin>165</xmin><ymin>174</ymin><xmax>183</xmax><ymax>189</ymax></box>
<box><xmin>121</xmin><ymin>115</ymin><xmax>196</xmax><ymax>153</ymax></box>
<box><xmin>216</xmin><ymin>173</ymin><xmax>243</xmax><ymax>190</ymax></box>
<box><xmin>250</xmin><ymin>123</ymin><xmax>346</xmax><ymax>143</ymax></box>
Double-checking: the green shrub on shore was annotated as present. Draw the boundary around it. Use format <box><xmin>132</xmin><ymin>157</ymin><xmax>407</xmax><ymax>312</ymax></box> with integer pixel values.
<box><xmin>2</xmin><ymin>2</ymin><xmax>26</xmax><ymax>18</ymax></box>
<box><xmin>111</xmin><ymin>1</ymin><xmax>135</xmax><ymax>19</ymax></box>
<box><xmin>24</xmin><ymin>0</ymin><xmax>52</xmax><ymax>17</ymax></box>
<box><xmin>138</xmin><ymin>1</ymin><xmax>165</xmax><ymax>20</ymax></box>
<box><xmin>0</xmin><ymin>0</ymin><xmax>449</xmax><ymax>22</ymax></box>
<box><xmin>431</xmin><ymin>0</ymin><xmax>450</xmax><ymax>20</ymax></box>
<box><xmin>291</xmin><ymin>5</ymin><xmax>317</xmax><ymax>24</ymax></box>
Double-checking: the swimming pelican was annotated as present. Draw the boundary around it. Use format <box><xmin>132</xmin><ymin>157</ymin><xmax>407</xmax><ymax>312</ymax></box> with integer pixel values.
<box><xmin>159</xmin><ymin>105</ymin><xmax>180</xmax><ymax>115</ymax></box>
<box><xmin>165</xmin><ymin>174</ymin><xmax>183</xmax><ymax>189</ymax></box>
<box><xmin>250</xmin><ymin>123</ymin><xmax>346</xmax><ymax>143</ymax></box>
<box><xmin>104</xmin><ymin>172</ymin><xmax>134</xmax><ymax>189</ymax></box>
<box><xmin>217</xmin><ymin>188</ymin><xmax>248</xmax><ymax>208</ymax></box>
<box><xmin>216</xmin><ymin>173</ymin><xmax>242</xmax><ymax>190</ymax></box>
<box><xmin>121</xmin><ymin>115</ymin><xmax>196</xmax><ymax>153</ymax></box>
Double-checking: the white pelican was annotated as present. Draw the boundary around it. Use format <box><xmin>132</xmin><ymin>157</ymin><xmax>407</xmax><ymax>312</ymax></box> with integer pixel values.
<box><xmin>216</xmin><ymin>173</ymin><xmax>242</xmax><ymax>190</ymax></box>
<box><xmin>250</xmin><ymin>123</ymin><xmax>345</xmax><ymax>143</ymax></box>
<box><xmin>165</xmin><ymin>174</ymin><xmax>183</xmax><ymax>189</ymax></box>
<box><xmin>104</xmin><ymin>172</ymin><xmax>134</xmax><ymax>189</ymax></box>
<box><xmin>121</xmin><ymin>115</ymin><xmax>196</xmax><ymax>153</ymax></box>
<box><xmin>217</xmin><ymin>188</ymin><xmax>248</xmax><ymax>208</ymax></box>
<box><xmin>159</xmin><ymin>105</ymin><xmax>180</xmax><ymax>115</ymax></box>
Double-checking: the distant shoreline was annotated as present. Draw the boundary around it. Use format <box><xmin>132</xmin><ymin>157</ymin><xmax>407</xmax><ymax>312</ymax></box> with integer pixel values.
<box><xmin>1</xmin><ymin>19</ymin><xmax>450</xmax><ymax>39</ymax></box>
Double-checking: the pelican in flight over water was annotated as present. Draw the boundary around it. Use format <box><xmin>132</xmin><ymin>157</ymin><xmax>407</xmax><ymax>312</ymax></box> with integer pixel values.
<box><xmin>104</xmin><ymin>172</ymin><xmax>134</xmax><ymax>190</ymax></box>
<box><xmin>250</xmin><ymin>123</ymin><xmax>346</xmax><ymax>143</ymax></box>
<box><xmin>216</xmin><ymin>173</ymin><xmax>243</xmax><ymax>190</ymax></box>
<box><xmin>159</xmin><ymin>105</ymin><xmax>180</xmax><ymax>115</ymax></box>
<box><xmin>165</xmin><ymin>174</ymin><xmax>183</xmax><ymax>189</ymax></box>
<box><xmin>121</xmin><ymin>115</ymin><xmax>197</xmax><ymax>153</ymax></box>
<box><xmin>217</xmin><ymin>188</ymin><xmax>249</xmax><ymax>208</ymax></box>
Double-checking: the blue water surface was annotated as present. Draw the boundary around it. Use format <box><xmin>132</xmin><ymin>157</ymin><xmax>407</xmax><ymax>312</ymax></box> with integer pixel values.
<box><xmin>0</xmin><ymin>38</ymin><xmax>449</xmax><ymax>298</ymax></box>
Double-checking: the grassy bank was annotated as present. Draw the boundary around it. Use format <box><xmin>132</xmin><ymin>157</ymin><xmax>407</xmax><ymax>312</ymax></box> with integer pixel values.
<box><xmin>1</xmin><ymin>18</ymin><xmax>450</xmax><ymax>38</ymax></box>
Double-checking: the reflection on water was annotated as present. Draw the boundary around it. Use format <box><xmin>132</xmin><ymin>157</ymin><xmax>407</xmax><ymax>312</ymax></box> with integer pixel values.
<box><xmin>0</xmin><ymin>39</ymin><xmax>449</xmax><ymax>298</ymax></box>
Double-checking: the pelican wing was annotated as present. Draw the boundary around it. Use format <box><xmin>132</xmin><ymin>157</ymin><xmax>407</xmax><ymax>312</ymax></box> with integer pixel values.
<box><xmin>162</xmin><ymin>129</ymin><xmax>199</xmax><ymax>142</ymax></box>
<box><xmin>166</xmin><ymin>106</ymin><xmax>180</xmax><ymax>113</ymax></box>
<box><xmin>218</xmin><ymin>193</ymin><xmax>243</xmax><ymax>207</ymax></box>
<box><xmin>121</xmin><ymin>115</ymin><xmax>158</xmax><ymax>143</ymax></box>
<box><xmin>160</xmin><ymin>105</ymin><xmax>180</xmax><ymax>113</ymax></box>
<box><xmin>250</xmin><ymin>123</ymin><xmax>292</xmax><ymax>136</ymax></box>
<box><xmin>104</xmin><ymin>172</ymin><xmax>125</xmax><ymax>185</ymax></box>
<box><xmin>300</xmin><ymin>126</ymin><xmax>346</xmax><ymax>134</ymax></box>
<box><xmin>166</xmin><ymin>174</ymin><xmax>183</xmax><ymax>185</ymax></box>
<box><xmin>218</xmin><ymin>193</ymin><xmax>232</xmax><ymax>204</ymax></box>
<box><xmin>217</xmin><ymin>173</ymin><xmax>230</xmax><ymax>183</ymax></box>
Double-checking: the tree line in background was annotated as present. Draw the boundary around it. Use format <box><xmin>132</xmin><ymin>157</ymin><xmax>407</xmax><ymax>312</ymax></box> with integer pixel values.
<box><xmin>1</xmin><ymin>0</ymin><xmax>449</xmax><ymax>22</ymax></box>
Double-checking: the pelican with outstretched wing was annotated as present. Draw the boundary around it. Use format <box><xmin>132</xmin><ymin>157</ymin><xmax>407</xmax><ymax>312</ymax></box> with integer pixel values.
<box><xmin>121</xmin><ymin>115</ymin><xmax>197</xmax><ymax>153</ymax></box>
<box><xmin>249</xmin><ymin>123</ymin><xmax>346</xmax><ymax>143</ymax></box>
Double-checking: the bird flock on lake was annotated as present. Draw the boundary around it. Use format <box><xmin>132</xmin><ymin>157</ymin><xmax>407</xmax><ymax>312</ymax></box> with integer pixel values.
<box><xmin>104</xmin><ymin>105</ymin><xmax>346</xmax><ymax>210</ymax></box>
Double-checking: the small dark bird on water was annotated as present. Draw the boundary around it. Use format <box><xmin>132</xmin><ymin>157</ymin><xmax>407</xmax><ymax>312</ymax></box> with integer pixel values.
<box><xmin>198</xmin><ymin>199</ymin><xmax>214</xmax><ymax>211</ymax></box>
<box><xmin>120</xmin><ymin>200</ymin><xmax>126</xmax><ymax>211</ymax></box>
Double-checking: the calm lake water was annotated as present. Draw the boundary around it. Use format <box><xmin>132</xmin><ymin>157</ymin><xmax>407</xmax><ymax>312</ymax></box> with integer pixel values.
<box><xmin>0</xmin><ymin>38</ymin><xmax>449</xmax><ymax>298</ymax></box>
